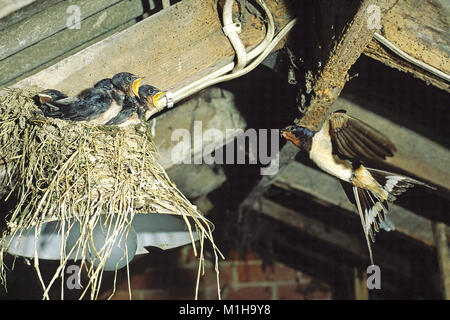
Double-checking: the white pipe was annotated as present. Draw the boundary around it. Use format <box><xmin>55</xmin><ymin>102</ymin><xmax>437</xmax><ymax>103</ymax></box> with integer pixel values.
<box><xmin>223</xmin><ymin>0</ymin><xmax>247</xmax><ymax>72</ymax></box>
<box><xmin>247</xmin><ymin>0</ymin><xmax>275</xmax><ymax>61</ymax></box>
<box><xmin>374</xmin><ymin>32</ymin><xmax>450</xmax><ymax>83</ymax></box>
<box><xmin>162</xmin><ymin>0</ymin><xmax>171</xmax><ymax>9</ymax></box>
<box><xmin>148</xmin><ymin>0</ymin><xmax>293</xmax><ymax>118</ymax></box>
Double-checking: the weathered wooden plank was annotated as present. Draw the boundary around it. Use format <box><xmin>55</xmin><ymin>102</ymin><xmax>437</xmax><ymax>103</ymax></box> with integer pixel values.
<box><xmin>167</xmin><ymin>164</ymin><xmax>226</xmax><ymax>199</ymax></box>
<box><xmin>354</xmin><ymin>267</ymin><xmax>369</xmax><ymax>300</ymax></box>
<box><xmin>364</xmin><ymin>0</ymin><xmax>450</xmax><ymax>92</ymax></box>
<box><xmin>150</xmin><ymin>87</ymin><xmax>247</xmax><ymax>170</ymax></box>
<box><xmin>7</xmin><ymin>20</ymin><xmax>137</xmax><ymax>87</ymax></box>
<box><xmin>0</xmin><ymin>0</ymin><xmax>63</xmax><ymax>30</ymax></box>
<box><xmin>0</xmin><ymin>0</ymin><xmax>144</xmax><ymax>86</ymax></box>
<box><xmin>253</xmin><ymin>198</ymin><xmax>367</xmax><ymax>257</ymax></box>
<box><xmin>253</xmin><ymin>197</ymin><xmax>411</xmax><ymax>273</ymax></box>
<box><xmin>274</xmin><ymin>161</ymin><xmax>435</xmax><ymax>247</ymax></box>
<box><xmin>0</xmin><ymin>0</ymin><xmax>36</xmax><ymax>21</ymax></box>
<box><xmin>11</xmin><ymin>0</ymin><xmax>278</xmax><ymax>96</ymax></box>
<box><xmin>298</xmin><ymin>0</ymin><xmax>397</xmax><ymax>129</ymax></box>
<box><xmin>0</xmin><ymin>0</ymin><xmax>124</xmax><ymax>60</ymax></box>
<box><xmin>433</xmin><ymin>222</ymin><xmax>450</xmax><ymax>299</ymax></box>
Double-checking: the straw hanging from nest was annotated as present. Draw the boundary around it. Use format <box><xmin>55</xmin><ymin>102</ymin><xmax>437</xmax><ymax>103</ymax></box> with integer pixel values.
<box><xmin>0</xmin><ymin>88</ymin><xmax>222</xmax><ymax>300</ymax></box>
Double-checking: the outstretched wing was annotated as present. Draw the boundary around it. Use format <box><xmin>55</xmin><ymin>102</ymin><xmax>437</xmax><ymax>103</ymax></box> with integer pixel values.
<box><xmin>328</xmin><ymin>110</ymin><xmax>397</xmax><ymax>162</ymax></box>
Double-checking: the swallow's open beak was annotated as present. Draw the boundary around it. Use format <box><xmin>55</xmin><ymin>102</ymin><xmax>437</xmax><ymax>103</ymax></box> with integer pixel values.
<box><xmin>37</xmin><ymin>93</ymin><xmax>53</xmax><ymax>105</ymax></box>
<box><xmin>132</xmin><ymin>78</ymin><xmax>143</xmax><ymax>98</ymax></box>
<box><xmin>151</xmin><ymin>91</ymin><xmax>165</xmax><ymax>111</ymax></box>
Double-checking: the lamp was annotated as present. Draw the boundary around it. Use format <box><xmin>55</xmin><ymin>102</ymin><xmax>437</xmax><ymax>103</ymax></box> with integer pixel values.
<box><xmin>4</xmin><ymin>213</ymin><xmax>213</xmax><ymax>271</ymax></box>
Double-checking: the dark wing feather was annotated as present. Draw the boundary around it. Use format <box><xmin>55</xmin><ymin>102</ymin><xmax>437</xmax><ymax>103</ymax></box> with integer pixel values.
<box><xmin>42</xmin><ymin>88</ymin><xmax>114</xmax><ymax>121</ymax></box>
<box><xmin>328</xmin><ymin>111</ymin><xmax>397</xmax><ymax>162</ymax></box>
<box><xmin>106</xmin><ymin>96</ymin><xmax>140</xmax><ymax>125</ymax></box>
<box><xmin>105</xmin><ymin>107</ymin><xmax>136</xmax><ymax>125</ymax></box>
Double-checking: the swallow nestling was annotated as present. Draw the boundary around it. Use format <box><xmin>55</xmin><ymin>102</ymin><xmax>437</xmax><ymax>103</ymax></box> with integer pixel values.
<box><xmin>38</xmin><ymin>72</ymin><xmax>143</xmax><ymax>125</ymax></box>
<box><xmin>105</xmin><ymin>84</ymin><xmax>164</xmax><ymax>127</ymax></box>
<box><xmin>281</xmin><ymin>110</ymin><xmax>435</xmax><ymax>263</ymax></box>
<box><xmin>35</xmin><ymin>89</ymin><xmax>68</xmax><ymax>105</ymax></box>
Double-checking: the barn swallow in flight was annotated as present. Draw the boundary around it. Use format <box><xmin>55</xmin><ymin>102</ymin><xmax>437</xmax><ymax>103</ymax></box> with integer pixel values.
<box><xmin>38</xmin><ymin>72</ymin><xmax>143</xmax><ymax>125</ymax></box>
<box><xmin>280</xmin><ymin>110</ymin><xmax>435</xmax><ymax>264</ymax></box>
<box><xmin>105</xmin><ymin>84</ymin><xmax>164</xmax><ymax>127</ymax></box>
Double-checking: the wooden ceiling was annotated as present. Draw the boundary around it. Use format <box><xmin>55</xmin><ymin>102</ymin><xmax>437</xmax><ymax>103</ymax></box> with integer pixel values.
<box><xmin>0</xmin><ymin>0</ymin><xmax>449</xmax><ymax>299</ymax></box>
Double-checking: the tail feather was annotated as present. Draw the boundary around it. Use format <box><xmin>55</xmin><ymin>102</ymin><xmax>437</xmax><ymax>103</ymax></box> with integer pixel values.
<box><xmin>351</xmin><ymin>168</ymin><xmax>435</xmax><ymax>264</ymax></box>
<box><xmin>379</xmin><ymin>215</ymin><xmax>395</xmax><ymax>232</ymax></box>
<box><xmin>353</xmin><ymin>186</ymin><xmax>374</xmax><ymax>264</ymax></box>
<box><xmin>367</xmin><ymin>167</ymin><xmax>436</xmax><ymax>197</ymax></box>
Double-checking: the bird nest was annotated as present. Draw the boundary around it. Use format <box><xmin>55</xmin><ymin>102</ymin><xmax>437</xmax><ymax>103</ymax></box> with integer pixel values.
<box><xmin>0</xmin><ymin>88</ymin><xmax>220</xmax><ymax>299</ymax></box>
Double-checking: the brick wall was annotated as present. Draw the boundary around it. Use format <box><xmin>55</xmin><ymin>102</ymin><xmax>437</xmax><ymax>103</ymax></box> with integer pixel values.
<box><xmin>100</xmin><ymin>246</ymin><xmax>334</xmax><ymax>300</ymax></box>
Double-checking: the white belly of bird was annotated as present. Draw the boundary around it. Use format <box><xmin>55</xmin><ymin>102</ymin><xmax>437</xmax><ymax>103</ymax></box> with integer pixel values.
<box><xmin>87</xmin><ymin>101</ymin><xmax>122</xmax><ymax>125</ymax></box>
<box><xmin>309</xmin><ymin>128</ymin><xmax>353</xmax><ymax>182</ymax></box>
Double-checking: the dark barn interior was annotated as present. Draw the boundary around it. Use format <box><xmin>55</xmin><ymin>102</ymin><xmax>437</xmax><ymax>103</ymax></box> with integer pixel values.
<box><xmin>0</xmin><ymin>0</ymin><xmax>449</xmax><ymax>300</ymax></box>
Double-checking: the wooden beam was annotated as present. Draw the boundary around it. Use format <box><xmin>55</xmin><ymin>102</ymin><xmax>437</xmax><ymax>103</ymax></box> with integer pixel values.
<box><xmin>238</xmin><ymin>142</ymin><xmax>299</xmax><ymax>214</ymax></box>
<box><xmin>150</xmin><ymin>87</ymin><xmax>247</xmax><ymax>170</ymax></box>
<box><xmin>433</xmin><ymin>222</ymin><xmax>450</xmax><ymax>299</ymax></box>
<box><xmin>253</xmin><ymin>197</ymin><xmax>367</xmax><ymax>257</ymax></box>
<box><xmin>364</xmin><ymin>0</ymin><xmax>450</xmax><ymax>92</ymax></box>
<box><xmin>0</xmin><ymin>1</ymin><xmax>62</xmax><ymax>30</ymax></box>
<box><xmin>275</xmin><ymin>161</ymin><xmax>435</xmax><ymax>247</ymax></box>
<box><xmin>10</xmin><ymin>0</ymin><xmax>291</xmax><ymax>95</ymax></box>
<box><xmin>298</xmin><ymin>0</ymin><xmax>396</xmax><ymax>129</ymax></box>
<box><xmin>0</xmin><ymin>0</ymin><xmax>126</xmax><ymax>60</ymax></box>
<box><xmin>0</xmin><ymin>0</ymin><xmax>144</xmax><ymax>86</ymax></box>
<box><xmin>0</xmin><ymin>0</ymin><xmax>36</xmax><ymax>20</ymax></box>
<box><xmin>354</xmin><ymin>267</ymin><xmax>369</xmax><ymax>300</ymax></box>
<box><xmin>253</xmin><ymin>197</ymin><xmax>411</xmax><ymax>274</ymax></box>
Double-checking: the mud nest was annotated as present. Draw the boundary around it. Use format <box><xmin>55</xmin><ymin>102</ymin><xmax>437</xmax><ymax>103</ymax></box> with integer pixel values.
<box><xmin>0</xmin><ymin>88</ymin><xmax>220</xmax><ymax>299</ymax></box>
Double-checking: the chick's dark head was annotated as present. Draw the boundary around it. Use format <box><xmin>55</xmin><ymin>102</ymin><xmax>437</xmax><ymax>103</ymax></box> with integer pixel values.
<box><xmin>111</xmin><ymin>72</ymin><xmax>143</xmax><ymax>98</ymax></box>
<box><xmin>138</xmin><ymin>85</ymin><xmax>164</xmax><ymax>111</ymax></box>
<box><xmin>94</xmin><ymin>78</ymin><xmax>114</xmax><ymax>90</ymax></box>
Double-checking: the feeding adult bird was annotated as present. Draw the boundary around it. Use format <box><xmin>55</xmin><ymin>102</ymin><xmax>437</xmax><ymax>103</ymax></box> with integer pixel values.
<box><xmin>105</xmin><ymin>84</ymin><xmax>165</xmax><ymax>127</ymax></box>
<box><xmin>38</xmin><ymin>72</ymin><xmax>143</xmax><ymax>125</ymax></box>
<box><xmin>280</xmin><ymin>110</ymin><xmax>435</xmax><ymax>264</ymax></box>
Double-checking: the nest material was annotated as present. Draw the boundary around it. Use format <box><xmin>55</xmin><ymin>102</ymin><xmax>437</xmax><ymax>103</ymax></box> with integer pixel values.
<box><xmin>0</xmin><ymin>88</ymin><xmax>220</xmax><ymax>299</ymax></box>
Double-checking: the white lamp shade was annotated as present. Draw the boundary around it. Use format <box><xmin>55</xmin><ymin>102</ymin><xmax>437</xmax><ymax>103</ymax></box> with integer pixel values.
<box><xmin>3</xmin><ymin>213</ymin><xmax>211</xmax><ymax>268</ymax></box>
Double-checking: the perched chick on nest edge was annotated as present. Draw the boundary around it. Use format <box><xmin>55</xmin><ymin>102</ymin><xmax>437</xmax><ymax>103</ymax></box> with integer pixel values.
<box><xmin>37</xmin><ymin>72</ymin><xmax>143</xmax><ymax>125</ymax></box>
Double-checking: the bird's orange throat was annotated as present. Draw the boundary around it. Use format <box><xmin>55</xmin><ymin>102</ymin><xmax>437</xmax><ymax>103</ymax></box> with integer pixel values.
<box><xmin>281</xmin><ymin>131</ymin><xmax>301</xmax><ymax>148</ymax></box>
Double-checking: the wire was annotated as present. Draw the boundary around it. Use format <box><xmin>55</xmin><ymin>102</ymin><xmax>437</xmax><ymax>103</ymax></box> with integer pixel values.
<box><xmin>149</xmin><ymin>0</ymin><xmax>296</xmax><ymax>117</ymax></box>
<box><xmin>223</xmin><ymin>0</ymin><xmax>247</xmax><ymax>72</ymax></box>
<box><xmin>246</xmin><ymin>0</ymin><xmax>275</xmax><ymax>61</ymax></box>
<box><xmin>373</xmin><ymin>32</ymin><xmax>450</xmax><ymax>83</ymax></box>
